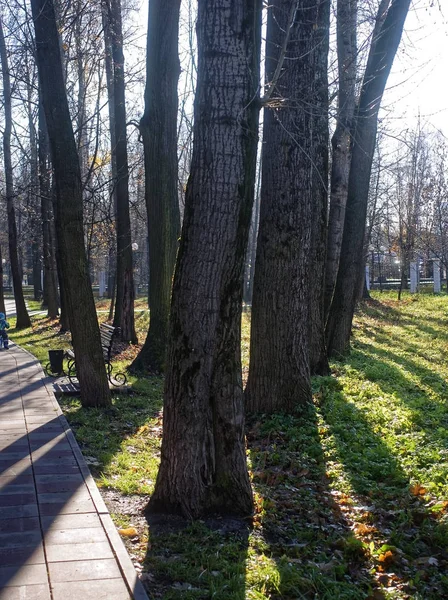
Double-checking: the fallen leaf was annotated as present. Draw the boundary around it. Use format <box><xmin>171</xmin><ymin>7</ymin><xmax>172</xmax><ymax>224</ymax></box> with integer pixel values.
<box><xmin>378</xmin><ymin>550</ymin><xmax>394</xmax><ymax>566</ymax></box>
<box><xmin>118</xmin><ymin>527</ymin><xmax>138</xmax><ymax>538</ymax></box>
<box><xmin>410</xmin><ymin>483</ymin><xmax>426</xmax><ymax>496</ymax></box>
<box><xmin>354</xmin><ymin>523</ymin><xmax>376</xmax><ymax>536</ymax></box>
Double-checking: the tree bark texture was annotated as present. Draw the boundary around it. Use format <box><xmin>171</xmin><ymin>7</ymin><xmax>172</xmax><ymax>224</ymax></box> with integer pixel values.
<box><xmin>31</xmin><ymin>0</ymin><xmax>111</xmax><ymax>407</ymax></box>
<box><xmin>309</xmin><ymin>0</ymin><xmax>331</xmax><ymax>376</ymax></box>
<box><xmin>0</xmin><ymin>15</ymin><xmax>31</xmax><ymax>330</ymax></box>
<box><xmin>149</xmin><ymin>0</ymin><xmax>262</xmax><ymax>519</ymax></box>
<box><xmin>0</xmin><ymin>245</ymin><xmax>6</xmax><ymax>316</ymax></box>
<box><xmin>245</xmin><ymin>0</ymin><xmax>330</xmax><ymax>411</ymax></box>
<box><xmin>324</xmin><ymin>0</ymin><xmax>357</xmax><ymax>318</ymax></box>
<box><xmin>326</xmin><ymin>0</ymin><xmax>411</xmax><ymax>357</ymax></box>
<box><xmin>38</xmin><ymin>93</ymin><xmax>59</xmax><ymax>319</ymax></box>
<box><xmin>104</xmin><ymin>0</ymin><xmax>137</xmax><ymax>344</ymax></box>
<box><xmin>130</xmin><ymin>0</ymin><xmax>181</xmax><ymax>373</ymax></box>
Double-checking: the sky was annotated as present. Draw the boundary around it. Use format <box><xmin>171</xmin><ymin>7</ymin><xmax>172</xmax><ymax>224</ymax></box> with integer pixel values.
<box><xmin>384</xmin><ymin>0</ymin><xmax>448</xmax><ymax>135</ymax></box>
<box><xmin>130</xmin><ymin>0</ymin><xmax>448</xmax><ymax>137</ymax></box>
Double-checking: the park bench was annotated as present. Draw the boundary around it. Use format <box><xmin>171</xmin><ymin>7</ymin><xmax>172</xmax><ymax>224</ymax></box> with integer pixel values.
<box><xmin>65</xmin><ymin>323</ymin><xmax>127</xmax><ymax>386</ymax></box>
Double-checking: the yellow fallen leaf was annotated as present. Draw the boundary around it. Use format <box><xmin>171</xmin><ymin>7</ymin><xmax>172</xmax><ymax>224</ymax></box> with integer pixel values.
<box><xmin>378</xmin><ymin>550</ymin><xmax>394</xmax><ymax>566</ymax></box>
<box><xmin>118</xmin><ymin>527</ymin><xmax>138</xmax><ymax>538</ymax></box>
<box><xmin>410</xmin><ymin>483</ymin><xmax>426</xmax><ymax>496</ymax></box>
<box><xmin>354</xmin><ymin>523</ymin><xmax>376</xmax><ymax>536</ymax></box>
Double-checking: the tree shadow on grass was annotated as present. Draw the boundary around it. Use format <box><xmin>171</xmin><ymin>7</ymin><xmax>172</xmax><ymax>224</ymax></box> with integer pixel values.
<box><xmin>319</xmin><ymin>370</ymin><xmax>448</xmax><ymax>599</ymax></box>
<box><xmin>59</xmin><ymin>384</ymin><xmax>251</xmax><ymax>600</ymax></box>
<box><xmin>246</xmin><ymin>405</ymin><xmax>382</xmax><ymax>600</ymax></box>
<box><xmin>351</xmin><ymin>340</ymin><xmax>448</xmax><ymax>443</ymax></box>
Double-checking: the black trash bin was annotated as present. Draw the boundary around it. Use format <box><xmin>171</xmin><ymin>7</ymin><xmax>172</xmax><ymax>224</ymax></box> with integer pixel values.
<box><xmin>48</xmin><ymin>350</ymin><xmax>64</xmax><ymax>374</ymax></box>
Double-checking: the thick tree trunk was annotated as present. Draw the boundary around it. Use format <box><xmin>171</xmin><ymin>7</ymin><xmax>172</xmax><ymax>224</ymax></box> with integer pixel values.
<box><xmin>326</xmin><ymin>0</ymin><xmax>411</xmax><ymax>357</ymax></box>
<box><xmin>148</xmin><ymin>0</ymin><xmax>261</xmax><ymax>519</ymax></box>
<box><xmin>28</xmin><ymin>82</ymin><xmax>42</xmax><ymax>303</ymax></box>
<box><xmin>245</xmin><ymin>0</ymin><xmax>330</xmax><ymax>412</ymax></box>
<box><xmin>38</xmin><ymin>95</ymin><xmax>59</xmax><ymax>319</ymax></box>
<box><xmin>103</xmin><ymin>0</ymin><xmax>137</xmax><ymax>344</ymax></box>
<box><xmin>324</xmin><ymin>0</ymin><xmax>357</xmax><ymax>317</ymax></box>
<box><xmin>130</xmin><ymin>0</ymin><xmax>180</xmax><ymax>373</ymax></box>
<box><xmin>0</xmin><ymin>15</ymin><xmax>31</xmax><ymax>330</ymax></box>
<box><xmin>31</xmin><ymin>0</ymin><xmax>111</xmax><ymax>407</ymax></box>
<box><xmin>0</xmin><ymin>246</ymin><xmax>6</xmax><ymax>316</ymax></box>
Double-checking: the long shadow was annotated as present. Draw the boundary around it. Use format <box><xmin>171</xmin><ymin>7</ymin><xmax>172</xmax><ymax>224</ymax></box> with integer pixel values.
<box><xmin>0</xmin><ymin>356</ymin><xmax>149</xmax><ymax>598</ymax></box>
<box><xmin>247</xmin><ymin>405</ymin><xmax>381</xmax><ymax>600</ymax></box>
<box><xmin>352</xmin><ymin>340</ymin><xmax>448</xmax><ymax>438</ymax></box>
<box><xmin>319</xmin><ymin>373</ymin><xmax>448</xmax><ymax>599</ymax></box>
<box><xmin>358</xmin><ymin>298</ymin><xmax>445</xmax><ymax>340</ymax></box>
<box><xmin>142</xmin><ymin>513</ymin><xmax>250</xmax><ymax>599</ymax></box>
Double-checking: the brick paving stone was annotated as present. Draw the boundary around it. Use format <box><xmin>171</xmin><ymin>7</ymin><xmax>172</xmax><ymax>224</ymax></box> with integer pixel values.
<box><xmin>36</xmin><ymin>473</ymin><xmax>84</xmax><ymax>483</ymax></box>
<box><xmin>0</xmin><ymin>517</ymin><xmax>40</xmax><ymax>533</ymax></box>
<box><xmin>0</xmin><ymin>439</ymin><xmax>29</xmax><ymax>451</ymax></box>
<box><xmin>0</xmin><ymin>464</ymin><xmax>33</xmax><ymax>478</ymax></box>
<box><xmin>51</xmin><ymin>578</ymin><xmax>131</xmax><ymax>600</ymax></box>
<box><xmin>27</xmin><ymin>422</ymin><xmax>63</xmax><ymax>432</ymax></box>
<box><xmin>0</xmin><ymin>483</ymin><xmax>35</xmax><ymax>494</ymax></box>
<box><xmin>0</xmin><ymin>544</ymin><xmax>45</xmax><ymax>566</ymax></box>
<box><xmin>0</xmin><ymin>530</ymin><xmax>42</xmax><ymax>548</ymax></box>
<box><xmin>44</xmin><ymin>526</ymin><xmax>108</xmax><ymax>545</ymax></box>
<box><xmin>38</xmin><ymin>488</ymin><xmax>91</xmax><ymax>504</ymax></box>
<box><xmin>0</xmin><ymin>473</ymin><xmax>34</xmax><ymax>484</ymax></box>
<box><xmin>39</xmin><ymin>497</ymin><xmax>96</xmax><ymax>516</ymax></box>
<box><xmin>41</xmin><ymin>512</ymin><xmax>101</xmax><ymax>531</ymax></box>
<box><xmin>46</xmin><ymin>541</ymin><xmax>114</xmax><ymax>562</ymax></box>
<box><xmin>0</xmin><ymin>491</ymin><xmax>37</xmax><ymax>506</ymax></box>
<box><xmin>0</xmin><ymin>432</ymin><xmax>24</xmax><ymax>439</ymax></box>
<box><xmin>0</xmin><ymin>450</ymin><xmax>30</xmax><ymax>461</ymax></box>
<box><xmin>48</xmin><ymin>558</ymin><xmax>121</xmax><ymax>583</ymax></box>
<box><xmin>33</xmin><ymin>464</ymin><xmax>81</xmax><ymax>475</ymax></box>
<box><xmin>0</xmin><ymin>563</ymin><xmax>48</xmax><ymax>587</ymax></box>
<box><xmin>0</xmin><ymin>583</ymin><xmax>51</xmax><ymax>599</ymax></box>
<box><xmin>0</xmin><ymin>504</ymin><xmax>38</xmax><ymax>519</ymax></box>
<box><xmin>37</xmin><ymin>480</ymin><xmax>84</xmax><ymax>493</ymax></box>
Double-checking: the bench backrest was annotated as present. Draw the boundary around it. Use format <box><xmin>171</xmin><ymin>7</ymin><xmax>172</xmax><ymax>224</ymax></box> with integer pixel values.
<box><xmin>99</xmin><ymin>323</ymin><xmax>119</xmax><ymax>361</ymax></box>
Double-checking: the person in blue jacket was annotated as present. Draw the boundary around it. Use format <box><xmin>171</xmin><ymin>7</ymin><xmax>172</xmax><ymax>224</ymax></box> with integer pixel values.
<box><xmin>0</xmin><ymin>312</ymin><xmax>10</xmax><ymax>349</ymax></box>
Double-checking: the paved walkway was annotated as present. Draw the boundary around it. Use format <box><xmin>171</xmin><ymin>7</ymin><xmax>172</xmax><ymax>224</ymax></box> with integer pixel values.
<box><xmin>0</xmin><ymin>343</ymin><xmax>148</xmax><ymax>600</ymax></box>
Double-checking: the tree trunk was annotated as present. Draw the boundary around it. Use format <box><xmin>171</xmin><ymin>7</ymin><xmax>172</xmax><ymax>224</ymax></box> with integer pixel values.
<box><xmin>309</xmin><ymin>1</ymin><xmax>331</xmax><ymax>376</ymax></box>
<box><xmin>0</xmin><ymin>14</ymin><xmax>31</xmax><ymax>330</ymax></box>
<box><xmin>148</xmin><ymin>0</ymin><xmax>262</xmax><ymax>519</ymax></box>
<box><xmin>130</xmin><ymin>0</ymin><xmax>181</xmax><ymax>373</ymax></box>
<box><xmin>38</xmin><ymin>94</ymin><xmax>59</xmax><ymax>319</ymax></box>
<box><xmin>0</xmin><ymin>246</ymin><xmax>6</xmax><ymax>316</ymax></box>
<box><xmin>243</xmin><ymin>168</ymin><xmax>261</xmax><ymax>306</ymax></box>
<box><xmin>326</xmin><ymin>0</ymin><xmax>411</xmax><ymax>357</ymax></box>
<box><xmin>245</xmin><ymin>0</ymin><xmax>330</xmax><ymax>412</ymax></box>
<box><xmin>324</xmin><ymin>0</ymin><xmax>357</xmax><ymax>317</ymax></box>
<box><xmin>103</xmin><ymin>0</ymin><xmax>137</xmax><ymax>344</ymax></box>
<box><xmin>31</xmin><ymin>0</ymin><xmax>111</xmax><ymax>408</ymax></box>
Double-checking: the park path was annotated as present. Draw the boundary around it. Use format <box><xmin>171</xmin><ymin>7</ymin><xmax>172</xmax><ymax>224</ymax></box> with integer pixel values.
<box><xmin>0</xmin><ymin>342</ymin><xmax>148</xmax><ymax>600</ymax></box>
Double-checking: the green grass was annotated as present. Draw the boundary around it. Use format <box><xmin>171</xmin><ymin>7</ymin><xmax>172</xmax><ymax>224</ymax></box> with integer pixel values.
<box><xmin>7</xmin><ymin>291</ymin><xmax>448</xmax><ymax>599</ymax></box>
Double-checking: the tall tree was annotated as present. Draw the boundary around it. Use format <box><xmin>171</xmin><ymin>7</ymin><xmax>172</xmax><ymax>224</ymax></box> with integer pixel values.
<box><xmin>130</xmin><ymin>0</ymin><xmax>181</xmax><ymax>373</ymax></box>
<box><xmin>0</xmin><ymin>13</ymin><xmax>31</xmax><ymax>328</ymax></box>
<box><xmin>31</xmin><ymin>0</ymin><xmax>111</xmax><ymax>407</ymax></box>
<box><xmin>324</xmin><ymin>0</ymin><xmax>357</xmax><ymax>317</ymax></box>
<box><xmin>149</xmin><ymin>0</ymin><xmax>262</xmax><ymax>518</ymax></box>
<box><xmin>245</xmin><ymin>0</ymin><xmax>330</xmax><ymax>412</ymax></box>
<box><xmin>326</xmin><ymin>0</ymin><xmax>411</xmax><ymax>357</ymax></box>
<box><xmin>38</xmin><ymin>92</ymin><xmax>59</xmax><ymax>319</ymax></box>
<box><xmin>103</xmin><ymin>0</ymin><xmax>137</xmax><ymax>344</ymax></box>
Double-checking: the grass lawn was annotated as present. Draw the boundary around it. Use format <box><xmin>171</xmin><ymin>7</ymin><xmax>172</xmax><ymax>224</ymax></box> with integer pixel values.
<box><xmin>8</xmin><ymin>291</ymin><xmax>448</xmax><ymax>599</ymax></box>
